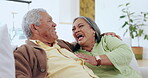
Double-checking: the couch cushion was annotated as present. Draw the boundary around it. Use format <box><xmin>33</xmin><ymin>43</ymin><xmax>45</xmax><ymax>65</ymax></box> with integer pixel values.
<box><xmin>0</xmin><ymin>24</ymin><xmax>15</xmax><ymax>78</ymax></box>
<box><xmin>139</xmin><ymin>67</ymin><xmax>148</xmax><ymax>78</ymax></box>
<box><xmin>129</xmin><ymin>52</ymin><xmax>141</xmax><ymax>73</ymax></box>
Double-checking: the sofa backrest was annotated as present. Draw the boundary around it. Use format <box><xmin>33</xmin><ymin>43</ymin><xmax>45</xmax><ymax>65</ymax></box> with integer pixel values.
<box><xmin>0</xmin><ymin>24</ymin><xmax>15</xmax><ymax>78</ymax></box>
<box><xmin>129</xmin><ymin>53</ymin><xmax>141</xmax><ymax>73</ymax></box>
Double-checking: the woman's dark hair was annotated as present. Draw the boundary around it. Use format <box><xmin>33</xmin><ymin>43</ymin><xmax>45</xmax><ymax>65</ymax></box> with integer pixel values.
<box><xmin>73</xmin><ymin>16</ymin><xmax>102</xmax><ymax>52</ymax></box>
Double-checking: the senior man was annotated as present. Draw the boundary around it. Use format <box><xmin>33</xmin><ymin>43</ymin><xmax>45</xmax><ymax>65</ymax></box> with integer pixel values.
<box><xmin>14</xmin><ymin>8</ymin><xmax>99</xmax><ymax>78</ymax></box>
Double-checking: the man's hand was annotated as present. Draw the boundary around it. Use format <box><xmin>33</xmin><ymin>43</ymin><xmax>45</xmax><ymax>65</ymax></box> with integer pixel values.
<box><xmin>103</xmin><ymin>32</ymin><xmax>122</xmax><ymax>40</ymax></box>
<box><xmin>75</xmin><ymin>53</ymin><xmax>97</xmax><ymax>66</ymax></box>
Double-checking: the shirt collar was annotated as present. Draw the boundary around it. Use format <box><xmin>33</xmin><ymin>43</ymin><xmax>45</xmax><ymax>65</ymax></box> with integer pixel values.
<box><xmin>29</xmin><ymin>39</ymin><xmax>60</xmax><ymax>49</ymax></box>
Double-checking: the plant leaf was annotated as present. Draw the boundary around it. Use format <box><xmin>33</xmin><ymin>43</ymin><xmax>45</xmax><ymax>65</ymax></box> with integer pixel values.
<box><xmin>133</xmin><ymin>26</ymin><xmax>137</xmax><ymax>31</ymax></box>
<box><xmin>130</xmin><ymin>19</ymin><xmax>133</xmax><ymax>23</ymax></box>
<box><xmin>144</xmin><ymin>13</ymin><xmax>146</xmax><ymax>17</ymax></box>
<box><xmin>120</xmin><ymin>15</ymin><xmax>126</xmax><ymax>18</ymax></box>
<box><xmin>126</xmin><ymin>3</ymin><xmax>130</xmax><ymax>6</ymax></box>
<box><xmin>130</xmin><ymin>12</ymin><xmax>135</xmax><ymax>15</ymax></box>
<box><xmin>122</xmin><ymin>9</ymin><xmax>126</xmax><ymax>13</ymax></box>
<box><xmin>139</xmin><ymin>29</ymin><xmax>144</xmax><ymax>36</ymax></box>
<box><xmin>144</xmin><ymin>19</ymin><xmax>147</xmax><ymax>22</ymax></box>
<box><xmin>123</xmin><ymin>29</ymin><xmax>128</xmax><ymax>37</ymax></box>
<box><xmin>135</xmin><ymin>34</ymin><xmax>139</xmax><ymax>37</ymax></box>
<box><xmin>130</xmin><ymin>31</ymin><xmax>134</xmax><ymax>39</ymax></box>
<box><xmin>118</xmin><ymin>4</ymin><xmax>123</xmax><ymax>7</ymax></box>
<box><xmin>129</xmin><ymin>25</ymin><xmax>134</xmax><ymax>31</ymax></box>
<box><xmin>122</xmin><ymin>21</ymin><xmax>128</xmax><ymax>28</ymax></box>
<box><xmin>144</xmin><ymin>35</ymin><xmax>148</xmax><ymax>40</ymax></box>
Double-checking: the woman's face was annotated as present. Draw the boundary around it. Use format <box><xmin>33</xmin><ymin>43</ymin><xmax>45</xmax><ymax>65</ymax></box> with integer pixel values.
<box><xmin>72</xmin><ymin>18</ymin><xmax>96</xmax><ymax>46</ymax></box>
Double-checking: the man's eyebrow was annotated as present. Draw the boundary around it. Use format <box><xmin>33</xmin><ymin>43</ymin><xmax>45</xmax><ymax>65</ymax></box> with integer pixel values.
<box><xmin>49</xmin><ymin>16</ymin><xmax>52</xmax><ymax>20</ymax></box>
<box><xmin>50</xmin><ymin>17</ymin><xmax>52</xmax><ymax>20</ymax></box>
<box><xmin>48</xmin><ymin>17</ymin><xmax>52</xmax><ymax>21</ymax></box>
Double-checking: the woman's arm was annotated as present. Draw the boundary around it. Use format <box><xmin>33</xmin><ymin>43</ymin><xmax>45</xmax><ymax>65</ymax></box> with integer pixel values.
<box><xmin>76</xmin><ymin>35</ymin><xmax>132</xmax><ymax>66</ymax></box>
<box><xmin>75</xmin><ymin>53</ymin><xmax>113</xmax><ymax>66</ymax></box>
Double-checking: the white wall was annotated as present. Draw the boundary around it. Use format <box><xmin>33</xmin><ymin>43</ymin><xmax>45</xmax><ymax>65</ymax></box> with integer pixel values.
<box><xmin>95</xmin><ymin>0</ymin><xmax>148</xmax><ymax>59</ymax></box>
<box><xmin>57</xmin><ymin>0</ymin><xmax>79</xmax><ymax>42</ymax></box>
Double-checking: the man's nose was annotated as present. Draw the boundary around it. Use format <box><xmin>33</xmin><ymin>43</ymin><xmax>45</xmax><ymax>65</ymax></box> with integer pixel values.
<box><xmin>52</xmin><ymin>22</ymin><xmax>56</xmax><ymax>27</ymax></box>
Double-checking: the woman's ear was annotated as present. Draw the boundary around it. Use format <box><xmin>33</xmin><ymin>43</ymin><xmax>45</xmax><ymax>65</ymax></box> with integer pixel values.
<box><xmin>93</xmin><ymin>31</ymin><xmax>96</xmax><ymax>36</ymax></box>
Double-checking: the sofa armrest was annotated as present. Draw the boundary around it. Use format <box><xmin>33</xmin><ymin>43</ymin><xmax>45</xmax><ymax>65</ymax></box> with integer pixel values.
<box><xmin>139</xmin><ymin>67</ymin><xmax>148</xmax><ymax>78</ymax></box>
<box><xmin>0</xmin><ymin>24</ymin><xmax>15</xmax><ymax>78</ymax></box>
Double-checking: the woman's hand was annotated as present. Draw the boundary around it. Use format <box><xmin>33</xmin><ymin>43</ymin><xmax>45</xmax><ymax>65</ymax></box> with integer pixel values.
<box><xmin>75</xmin><ymin>53</ymin><xmax>98</xmax><ymax>66</ymax></box>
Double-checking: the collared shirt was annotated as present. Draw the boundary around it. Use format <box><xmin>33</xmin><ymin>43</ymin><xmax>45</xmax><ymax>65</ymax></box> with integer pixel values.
<box><xmin>32</xmin><ymin>40</ymin><xmax>99</xmax><ymax>78</ymax></box>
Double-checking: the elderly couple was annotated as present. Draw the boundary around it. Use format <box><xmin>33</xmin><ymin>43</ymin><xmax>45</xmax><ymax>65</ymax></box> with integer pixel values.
<box><xmin>14</xmin><ymin>8</ymin><xmax>142</xmax><ymax>78</ymax></box>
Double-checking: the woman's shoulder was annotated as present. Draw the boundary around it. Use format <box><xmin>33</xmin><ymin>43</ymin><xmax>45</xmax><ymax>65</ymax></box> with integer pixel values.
<box><xmin>100</xmin><ymin>35</ymin><xmax>124</xmax><ymax>46</ymax></box>
<box><xmin>101</xmin><ymin>35</ymin><xmax>117</xmax><ymax>41</ymax></box>
<box><xmin>101</xmin><ymin>35</ymin><xmax>116</xmax><ymax>39</ymax></box>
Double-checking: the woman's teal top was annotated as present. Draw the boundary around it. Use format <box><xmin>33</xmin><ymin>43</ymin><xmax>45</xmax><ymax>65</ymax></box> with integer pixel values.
<box><xmin>75</xmin><ymin>35</ymin><xmax>142</xmax><ymax>78</ymax></box>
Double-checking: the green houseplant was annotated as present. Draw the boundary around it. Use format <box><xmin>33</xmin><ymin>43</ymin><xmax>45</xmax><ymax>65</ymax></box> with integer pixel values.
<box><xmin>119</xmin><ymin>3</ymin><xmax>148</xmax><ymax>59</ymax></box>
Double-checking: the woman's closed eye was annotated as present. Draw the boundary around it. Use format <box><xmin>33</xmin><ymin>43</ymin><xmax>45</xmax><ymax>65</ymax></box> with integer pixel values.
<box><xmin>78</xmin><ymin>24</ymin><xmax>84</xmax><ymax>28</ymax></box>
<box><xmin>72</xmin><ymin>24</ymin><xmax>84</xmax><ymax>31</ymax></box>
<box><xmin>72</xmin><ymin>27</ymin><xmax>76</xmax><ymax>31</ymax></box>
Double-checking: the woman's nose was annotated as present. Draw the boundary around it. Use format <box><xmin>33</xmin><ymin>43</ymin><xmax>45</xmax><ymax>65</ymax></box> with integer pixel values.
<box><xmin>74</xmin><ymin>28</ymin><xmax>80</xmax><ymax>33</ymax></box>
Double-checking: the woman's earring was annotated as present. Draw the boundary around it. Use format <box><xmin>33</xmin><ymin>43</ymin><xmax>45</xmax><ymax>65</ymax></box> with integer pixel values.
<box><xmin>93</xmin><ymin>32</ymin><xmax>96</xmax><ymax>37</ymax></box>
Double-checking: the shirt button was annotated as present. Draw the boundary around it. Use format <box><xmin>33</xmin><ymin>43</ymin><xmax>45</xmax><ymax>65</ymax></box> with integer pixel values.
<box><xmin>41</xmin><ymin>69</ymin><xmax>46</xmax><ymax>72</ymax></box>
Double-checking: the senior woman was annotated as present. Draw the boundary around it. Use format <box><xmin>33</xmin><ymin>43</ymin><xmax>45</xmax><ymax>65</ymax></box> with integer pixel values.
<box><xmin>72</xmin><ymin>16</ymin><xmax>142</xmax><ymax>78</ymax></box>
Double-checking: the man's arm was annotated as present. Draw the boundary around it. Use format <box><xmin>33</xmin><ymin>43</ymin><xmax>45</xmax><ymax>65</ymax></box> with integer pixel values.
<box><xmin>14</xmin><ymin>46</ymin><xmax>32</xmax><ymax>78</ymax></box>
<box><xmin>102</xmin><ymin>32</ymin><xmax>122</xmax><ymax>40</ymax></box>
<box><xmin>14</xmin><ymin>44</ymin><xmax>48</xmax><ymax>78</ymax></box>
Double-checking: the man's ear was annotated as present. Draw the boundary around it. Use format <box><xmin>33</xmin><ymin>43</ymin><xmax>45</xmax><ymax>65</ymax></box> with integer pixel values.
<box><xmin>30</xmin><ymin>24</ymin><xmax>38</xmax><ymax>34</ymax></box>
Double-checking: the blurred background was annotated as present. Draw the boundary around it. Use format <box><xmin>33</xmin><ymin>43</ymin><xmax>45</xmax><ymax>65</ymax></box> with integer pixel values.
<box><xmin>0</xmin><ymin>0</ymin><xmax>148</xmax><ymax>59</ymax></box>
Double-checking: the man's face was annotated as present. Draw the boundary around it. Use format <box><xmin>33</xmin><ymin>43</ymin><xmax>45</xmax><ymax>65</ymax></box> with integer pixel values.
<box><xmin>35</xmin><ymin>12</ymin><xmax>58</xmax><ymax>43</ymax></box>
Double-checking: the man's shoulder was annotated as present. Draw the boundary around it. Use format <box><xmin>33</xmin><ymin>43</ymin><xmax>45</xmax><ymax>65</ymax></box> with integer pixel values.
<box><xmin>57</xmin><ymin>39</ymin><xmax>68</xmax><ymax>43</ymax></box>
<box><xmin>57</xmin><ymin>39</ymin><xmax>75</xmax><ymax>52</ymax></box>
<box><xmin>14</xmin><ymin>44</ymin><xmax>33</xmax><ymax>54</ymax></box>
<box><xmin>57</xmin><ymin>39</ymin><xmax>71</xmax><ymax>46</ymax></box>
<box><xmin>14</xmin><ymin>44</ymin><xmax>42</xmax><ymax>55</ymax></box>
<box><xmin>14</xmin><ymin>44</ymin><xmax>46</xmax><ymax>60</ymax></box>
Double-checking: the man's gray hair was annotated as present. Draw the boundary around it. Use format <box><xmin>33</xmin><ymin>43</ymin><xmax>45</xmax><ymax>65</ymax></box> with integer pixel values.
<box><xmin>22</xmin><ymin>8</ymin><xmax>47</xmax><ymax>38</ymax></box>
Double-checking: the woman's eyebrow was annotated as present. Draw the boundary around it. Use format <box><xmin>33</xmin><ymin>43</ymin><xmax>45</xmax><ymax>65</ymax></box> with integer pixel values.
<box><xmin>78</xmin><ymin>23</ymin><xmax>83</xmax><ymax>26</ymax></box>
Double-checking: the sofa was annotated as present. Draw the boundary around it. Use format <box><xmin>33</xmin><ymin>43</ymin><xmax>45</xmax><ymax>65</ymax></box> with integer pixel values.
<box><xmin>0</xmin><ymin>24</ymin><xmax>15</xmax><ymax>78</ymax></box>
<box><xmin>0</xmin><ymin>24</ymin><xmax>147</xmax><ymax>78</ymax></box>
<box><xmin>129</xmin><ymin>53</ymin><xmax>148</xmax><ymax>78</ymax></box>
